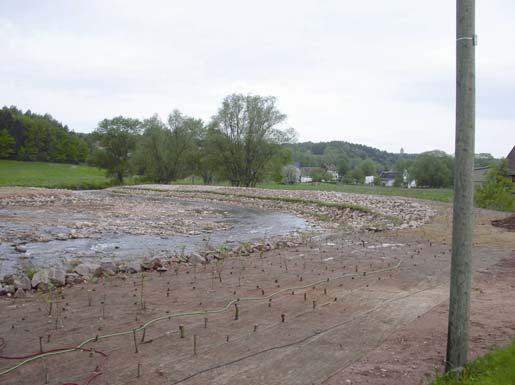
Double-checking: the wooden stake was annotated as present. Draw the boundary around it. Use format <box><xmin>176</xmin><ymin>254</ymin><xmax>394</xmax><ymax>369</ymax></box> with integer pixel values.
<box><xmin>132</xmin><ymin>329</ymin><xmax>138</xmax><ymax>353</ymax></box>
<box><xmin>179</xmin><ymin>325</ymin><xmax>185</xmax><ymax>338</ymax></box>
<box><xmin>193</xmin><ymin>335</ymin><xmax>197</xmax><ymax>356</ymax></box>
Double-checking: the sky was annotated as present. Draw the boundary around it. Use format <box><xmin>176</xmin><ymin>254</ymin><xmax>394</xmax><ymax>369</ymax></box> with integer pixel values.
<box><xmin>1</xmin><ymin>1</ymin><xmax>514</xmax><ymax>157</ymax></box>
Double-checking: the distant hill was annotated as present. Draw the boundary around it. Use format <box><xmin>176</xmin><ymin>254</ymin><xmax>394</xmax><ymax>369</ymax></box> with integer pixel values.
<box><xmin>287</xmin><ymin>141</ymin><xmax>416</xmax><ymax>171</ymax></box>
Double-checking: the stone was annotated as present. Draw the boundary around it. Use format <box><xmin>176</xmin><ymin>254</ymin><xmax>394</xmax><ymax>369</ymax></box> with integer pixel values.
<box><xmin>74</xmin><ymin>263</ymin><xmax>101</xmax><ymax>278</ymax></box>
<box><xmin>119</xmin><ymin>261</ymin><xmax>140</xmax><ymax>274</ymax></box>
<box><xmin>65</xmin><ymin>273</ymin><xmax>83</xmax><ymax>285</ymax></box>
<box><xmin>150</xmin><ymin>258</ymin><xmax>163</xmax><ymax>270</ymax></box>
<box><xmin>48</xmin><ymin>268</ymin><xmax>66</xmax><ymax>286</ymax></box>
<box><xmin>189</xmin><ymin>253</ymin><xmax>206</xmax><ymax>265</ymax></box>
<box><xmin>140</xmin><ymin>261</ymin><xmax>151</xmax><ymax>271</ymax></box>
<box><xmin>4</xmin><ymin>285</ymin><xmax>15</xmax><ymax>295</ymax></box>
<box><xmin>2</xmin><ymin>274</ymin><xmax>15</xmax><ymax>285</ymax></box>
<box><xmin>13</xmin><ymin>274</ymin><xmax>31</xmax><ymax>291</ymax></box>
<box><xmin>31</xmin><ymin>268</ymin><xmax>66</xmax><ymax>289</ymax></box>
<box><xmin>100</xmin><ymin>261</ymin><xmax>118</xmax><ymax>276</ymax></box>
<box><xmin>14</xmin><ymin>288</ymin><xmax>26</xmax><ymax>298</ymax></box>
<box><xmin>0</xmin><ymin>285</ymin><xmax>7</xmax><ymax>296</ymax></box>
<box><xmin>31</xmin><ymin>270</ymin><xmax>48</xmax><ymax>290</ymax></box>
<box><xmin>14</xmin><ymin>245</ymin><xmax>27</xmax><ymax>253</ymax></box>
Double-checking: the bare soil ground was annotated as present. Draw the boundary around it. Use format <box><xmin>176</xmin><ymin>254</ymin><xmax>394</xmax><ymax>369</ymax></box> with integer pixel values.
<box><xmin>0</xmin><ymin>189</ymin><xmax>514</xmax><ymax>385</ymax></box>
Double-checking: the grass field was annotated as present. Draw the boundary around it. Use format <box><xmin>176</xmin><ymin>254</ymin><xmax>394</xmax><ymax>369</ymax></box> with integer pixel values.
<box><xmin>0</xmin><ymin>160</ymin><xmax>112</xmax><ymax>189</ymax></box>
<box><xmin>257</xmin><ymin>182</ymin><xmax>454</xmax><ymax>203</ymax></box>
<box><xmin>431</xmin><ymin>342</ymin><xmax>515</xmax><ymax>385</ymax></box>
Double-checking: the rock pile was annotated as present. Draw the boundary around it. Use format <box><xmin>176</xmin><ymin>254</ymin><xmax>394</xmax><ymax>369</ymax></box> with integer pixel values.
<box><xmin>0</xmin><ymin>237</ymin><xmax>302</xmax><ymax>297</ymax></box>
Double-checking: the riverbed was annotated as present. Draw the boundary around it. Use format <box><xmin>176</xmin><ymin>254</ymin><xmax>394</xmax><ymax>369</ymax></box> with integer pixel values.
<box><xmin>0</xmin><ymin>188</ymin><xmax>307</xmax><ymax>274</ymax></box>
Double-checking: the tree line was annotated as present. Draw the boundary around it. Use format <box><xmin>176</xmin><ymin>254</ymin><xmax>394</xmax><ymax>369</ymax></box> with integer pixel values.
<box><xmin>2</xmin><ymin>97</ymin><xmax>502</xmax><ymax>191</ymax></box>
<box><xmin>90</xmin><ymin>94</ymin><xmax>296</xmax><ymax>186</ymax></box>
<box><xmin>0</xmin><ymin>106</ymin><xmax>89</xmax><ymax>163</ymax></box>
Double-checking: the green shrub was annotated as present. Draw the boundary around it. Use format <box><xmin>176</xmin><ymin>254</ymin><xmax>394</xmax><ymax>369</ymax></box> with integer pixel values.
<box><xmin>475</xmin><ymin>159</ymin><xmax>514</xmax><ymax>212</ymax></box>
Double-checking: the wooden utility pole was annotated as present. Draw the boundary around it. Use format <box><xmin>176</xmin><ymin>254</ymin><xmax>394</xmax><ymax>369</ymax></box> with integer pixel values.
<box><xmin>446</xmin><ymin>0</ymin><xmax>476</xmax><ymax>373</ymax></box>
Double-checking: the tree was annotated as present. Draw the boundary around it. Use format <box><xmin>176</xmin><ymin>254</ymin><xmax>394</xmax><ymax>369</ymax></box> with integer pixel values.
<box><xmin>410</xmin><ymin>151</ymin><xmax>454</xmax><ymax>188</ymax></box>
<box><xmin>0</xmin><ymin>106</ymin><xmax>89</xmax><ymax>163</ymax></box>
<box><xmin>281</xmin><ymin>165</ymin><xmax>300</xmax><ymax>184</ymax></box>
<box><xmin>309</xmin><ymin>168</ymin><xmax>331</xmax><ymax>183</ymax></box>
<box><xmin>337</xmin><ymin>158</ymin><xmax>350</xmax><ymax>180</ymax></box>
<box><xmin>475</xmin><ymin>159</ymin><xmax>514</xmax><ymax>212</ymax></box>
<box><xmin>210</xmin><ymin>94</ymin><xmax>290</xmax><ymax>187</ymax></box>
<box><xmin>0</xmin><ymin>129</ymin><xmax>15</xmax><ymax>158</ymax></box>
<box><xmin>91</xmin><ymin>116</ymin><xmax>142</xmax><ymax>183</ymax></box>
<box><xmin>194</xmin><ymin>126</ymin><xmax>219</xmax><ymax>184</ymax></box>
<box><xmin>393</xmin><ymin>158</ymin><xmax>414</xmax><ymax>187</ymax></box>
<box><xmin>134</xmin><ymin>112</ymin><xmax>202</xmax><ymax>183</ymax></box>
<box><xmin>358</xmin><ymin>158</ymin><xmax>377</xmax><ymax>176</ymax></box>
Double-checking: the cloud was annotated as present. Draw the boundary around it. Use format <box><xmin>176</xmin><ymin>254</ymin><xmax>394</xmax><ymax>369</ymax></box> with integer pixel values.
<box><xmin>0</xmin><ymin>0</ymin><xmax>513</xmax><ymax>157</ymax></box>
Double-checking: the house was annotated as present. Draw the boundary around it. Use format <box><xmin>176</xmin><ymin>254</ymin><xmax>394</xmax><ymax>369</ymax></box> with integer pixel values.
<box><xmin>379</xmin><ymin>171</ymin><xmax>397</xmax><ymax>187</ymax></box>
<box><xmin>299</xmin><ymin>166</ymin><xmax>337</xmax><ymax>183</ymax></box>
<box><xmin>299</xmin><ymin>167</ymin><xmax>319</xmax><ymax>183</ymax></box>
<box><xmin>472</xmin><ymin>166</ymin><xmax>490</xmax><ymax>186</ymax></box>
<box><xmin>508</xmin><ymin>145</ymin><xmax>515</xmax><ymax>183</ymax></box>
<box><xmin>323</xmin><ymin>164</ymin><xmax>339</xmax><ymax>181</ymax></box>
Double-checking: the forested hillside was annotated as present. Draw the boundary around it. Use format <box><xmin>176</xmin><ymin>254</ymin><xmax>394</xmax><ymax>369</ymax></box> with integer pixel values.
<box><xmin>288</xmin><ymin>141</ymin><xmax>415</xmax><ymax>170</ymax></box>
<box><xmin>0</xmin><ymin>106</ymin><xmax>89</xmax><ymax>163</ymax></box>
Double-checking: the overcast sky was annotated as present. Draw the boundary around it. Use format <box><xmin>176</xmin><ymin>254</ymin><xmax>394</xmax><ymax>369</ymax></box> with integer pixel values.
<box><xmin>1</xmin><ymin>1</ymin><xmax>514</xmax><ymax>157</ymax></box>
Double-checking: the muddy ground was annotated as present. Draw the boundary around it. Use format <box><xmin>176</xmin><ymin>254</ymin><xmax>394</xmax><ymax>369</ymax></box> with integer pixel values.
<box><xmin>0</xmin><ymin>187</ymin><xmax>514</xmax><ymax>385</ymax></box>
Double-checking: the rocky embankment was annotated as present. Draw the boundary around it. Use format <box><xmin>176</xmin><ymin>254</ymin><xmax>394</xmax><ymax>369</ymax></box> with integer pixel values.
<box><xmin>0</xmin><ymin>238</ymin><xmax>300</xmax><ymax>297</ymax></box>
<box><xmin>122</xmin><ymin>185</ymin><xmax>437</xmax><ymax>231</ymax></box>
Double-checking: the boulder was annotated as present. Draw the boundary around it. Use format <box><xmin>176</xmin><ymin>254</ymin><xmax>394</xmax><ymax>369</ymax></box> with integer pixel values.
<box><xmin>65</xmin><ymin>273</ymin><xmax>83</xmax><ymax>285</ymax></box>
<box><xmin>14</xmin><ymin>288</ymin><xmax>26</xmax><ymax>298</ymax></box>
<box><xmin>189</xmin><ymin>253</ymin><xmax>206</xmax><ymax>265</ymax></box>
<box><xmin>150</xmin><ymin>258</ymin><xmax>163</xmax><ymax>270</ymax></box>
<box><xmin>140</xmin><ymin>261</ymin><xmax>151</xmax><ymax>271</ymax></box>
<box><xmin>100</xmin><ymin>261</ymin><xmax>118</xmax><ymax>276</ymax></box>
<box><xmin>14</xmin><ymin>245</ymin><xmax>27</xmax><ymax>253</ymax></box>
<box><xmin>74</xmin><ymin>263</ymin><xmax>101</xmax><ymax>278</ymax></box>
<box><xmin>2</xmin><ymin>274</ymin><xmax>15</xmax><ymax>285</ymax></box>
<box><xmin>119</xmin><ymin>261</ymin><xmax>140</xmax><ymax>274</ymax></box>
<box><xmin>31</xmin><ymin>270</ymin><xmax>48</xmax><ymax>290</ymax></box>
<box><xmin>0</xmin><ymin>285</ymin><xmax>7</xmax><ymax>296</ymax></box>
<box><xmin>31</xmin><ymin>268</ymin><xmax>66</xmax><ymax>289</ymax></box>
<box><xmin>4</xmin><ymin>285</ymin><xmax>15</xmax><ymax>295</ymax></box>
<box><xmin>13</xmin><ymin>274</ymin><xmax>31</xmax><ymax>291</ymax></box>
<box><xmin>48</xmin><ymin>268</ymin><xmax>66</xmax><ymax>286</ymax></box>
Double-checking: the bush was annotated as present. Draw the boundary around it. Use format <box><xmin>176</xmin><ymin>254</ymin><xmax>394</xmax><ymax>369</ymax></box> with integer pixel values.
<box><xmin>475</xmin><ymin>159</ymin><xmax>514</xmax><ymax>212</ymax></box>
